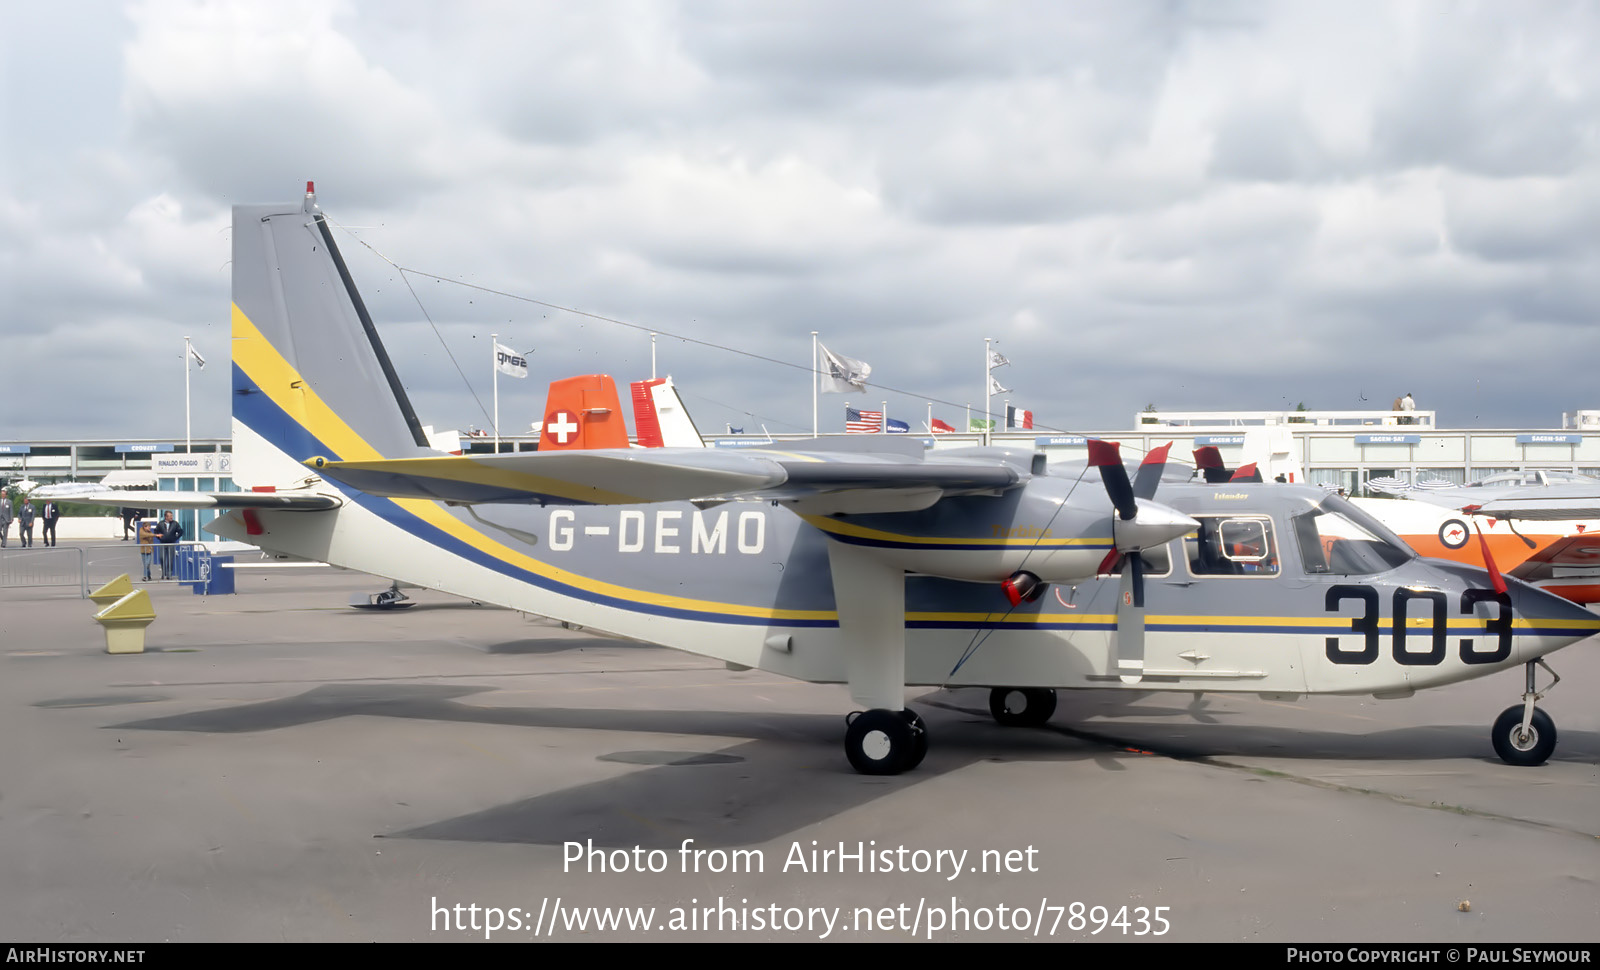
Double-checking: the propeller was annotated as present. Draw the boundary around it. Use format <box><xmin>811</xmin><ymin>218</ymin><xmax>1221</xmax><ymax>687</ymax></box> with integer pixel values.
<box><xmin>1090</xmin><ymin>441</ymin><xmax>1191</xmax><ymax>684</ymax></box>
<box><xmin>1193</xmin><ymin>446</ymin><xmax>1230</xmax><ymax>483</ymax></box>
<box><xmin>1229</xmin><ymin>462</ymin><xmax>1262</xmax><ymax>483</ymax></box>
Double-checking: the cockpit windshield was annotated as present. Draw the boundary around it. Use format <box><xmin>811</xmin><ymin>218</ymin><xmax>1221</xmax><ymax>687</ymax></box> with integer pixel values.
<box><xmin>1291</xmin><ymin>493</ymin><xmax>1416</xmax><ymax>575</ymax></box>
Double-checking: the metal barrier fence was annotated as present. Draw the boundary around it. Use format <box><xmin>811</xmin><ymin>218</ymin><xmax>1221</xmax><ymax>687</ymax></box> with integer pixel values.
<box><xmin>0</xmin><ymin>541</ymin><xmax>230</xmax><ymax>598</ymax></box>
<box><xmin>0</xmin><ymin>545</ymin><xmax>87</xmax><ymax>597</ymax></box>
<box><xmin>82</xmin><ymin>540</ymin><xmax>217</xmax><ymax>585</ymax></box>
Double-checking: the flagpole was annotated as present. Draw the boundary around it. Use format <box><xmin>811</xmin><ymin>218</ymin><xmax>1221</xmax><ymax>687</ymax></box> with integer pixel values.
<box><xmin>492</xmin><ymin>332</ymin><xmax>500</xmax><ymax>454</ymax></box>
<box><xmin>651</xmin><ymin>332</ymin><xmax>657</xmax><ymax>380</ymax></box>
<box><xmin>927</xmin><ymin>402</ymin><xmax>932</xmax><ymax>434</ymax></box>
<box><xmin>811</xmin><ymin>331</ymin><xmax>819</xmax><ymax>437</ymax></box>
<box><xmin>881</xmin><ymin>400</ymin><xmax>888</xmax><ymax>434</ymax></box>
<box><xmin>983</xmin><ymin>337</ymin><xmax>992</xmax><ymax>446</ymax></box>
<box><xmin>184</xmin><ymin>335</ymin><xmax>192</xmax><ymax>455</ymax></box>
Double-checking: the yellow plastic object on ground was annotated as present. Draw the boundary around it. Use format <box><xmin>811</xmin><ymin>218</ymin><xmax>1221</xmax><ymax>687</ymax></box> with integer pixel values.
<box><xmin>93</xmin><ymin>588</ymin><xmax>156</xmax><ymax>654</ymax></box>
<box><xmin>89</xmin><ymin>574</ymin><xmax>134</xmax><ymax>606</ymax></box>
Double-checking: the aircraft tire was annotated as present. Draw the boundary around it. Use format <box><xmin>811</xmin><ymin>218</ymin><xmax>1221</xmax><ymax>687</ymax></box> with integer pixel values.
<box><xmin>989</xmin><ymin>687</ymin><xmax>1057</xmax><ymax>727</ymax></box>
<box><xmin>845</xmin><ymin>709</ymin><xmax>917</xmax><ymax>775</ymax></box>
<box><xmin>1491</xmin><ymin>706</ymin><xmax>1556</xmax><ymax>766</ymax></box>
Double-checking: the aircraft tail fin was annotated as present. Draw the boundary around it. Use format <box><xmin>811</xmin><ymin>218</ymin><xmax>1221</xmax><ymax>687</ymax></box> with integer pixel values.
<box><xmin>630</xmin><ymin>377</ymin><xmax>705</xmax><ymax>448</ymax></box>
<box><xmin>538</xmin><ymin>375</ymin><xmax>629</xmax><ymax>450</ymax></box>
<box><xmin>231</xmin><ymin>183</ymin><xmax>434</xmax><ymax>487</ymax></box>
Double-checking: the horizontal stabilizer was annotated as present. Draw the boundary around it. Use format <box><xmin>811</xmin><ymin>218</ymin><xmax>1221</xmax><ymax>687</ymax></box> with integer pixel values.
<box><xmin>49</xmin><ymin>489</ymin><xmax>342</xmax><ymax>512</ymax></box>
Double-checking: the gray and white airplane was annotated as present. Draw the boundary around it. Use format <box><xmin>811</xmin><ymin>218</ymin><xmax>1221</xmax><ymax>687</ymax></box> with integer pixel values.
<box><xmin>96</xmin><ymin>185</ymin><xmax>1600</xmax><ymax>775</ymax></box>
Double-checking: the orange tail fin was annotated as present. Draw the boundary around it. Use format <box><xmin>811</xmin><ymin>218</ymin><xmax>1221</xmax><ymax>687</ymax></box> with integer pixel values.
<box><xmin>539</xmin><ymin>375</ymin><xmax>629</xmax><ymax>450</ymax></box>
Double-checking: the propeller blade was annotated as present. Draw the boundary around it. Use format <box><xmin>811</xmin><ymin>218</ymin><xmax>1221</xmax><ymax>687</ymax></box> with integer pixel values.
<box><xmin>1089</xmin><ymin>439</ymin><xmax>1137</xmax><ymax>520</ymax></box>
<box><xmin>1132</xmin><ymin>442</ymin><xmax>1173</xmax><ymax>500</ymax></box>
<box><xmin>1193</xmin><ymin>446</ymin><xmax>1230</xmax><ymax>483</ymax></box>
<box><xmin>1116</xmin><ymin>554</ymin><xmax>1146</xmax><ymax>684</ymax></box>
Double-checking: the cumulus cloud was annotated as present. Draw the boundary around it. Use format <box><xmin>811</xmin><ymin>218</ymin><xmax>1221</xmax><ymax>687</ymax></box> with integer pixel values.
<box><xmin>2</xmin><ymin>0</ymin><xmax>1599</xmax><ymax>442</ymax></box>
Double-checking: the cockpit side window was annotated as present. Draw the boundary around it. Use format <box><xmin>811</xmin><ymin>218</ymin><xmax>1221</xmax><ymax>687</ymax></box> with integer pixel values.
<box><xmin>1186</xmin><ymin>516</ymin><xmax>1279</xmax><ymax>577</ymax></box>
<box><xmin>1291</xmin><ymin>496</ymin><xmax>1414</xmax><ymax>575</ymax></box>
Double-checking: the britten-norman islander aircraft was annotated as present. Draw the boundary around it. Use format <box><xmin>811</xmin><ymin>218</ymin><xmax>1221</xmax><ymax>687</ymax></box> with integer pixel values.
<box><xmin>90</xmin><ymin>185</ymin><xmax>1600</xmax><ymax>775</ymax></box>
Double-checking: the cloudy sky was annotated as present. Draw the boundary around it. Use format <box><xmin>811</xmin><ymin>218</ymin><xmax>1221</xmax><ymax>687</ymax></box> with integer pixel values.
<box><xmin>3</xmin><ymin>0</ymin><xmax>1598</xmax><ymax>445</ymax></box>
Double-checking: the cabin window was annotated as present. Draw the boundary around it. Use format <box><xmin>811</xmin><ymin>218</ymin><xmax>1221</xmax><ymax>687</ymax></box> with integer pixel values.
<box><xmin>1185</xmin><ymin>516</ymin><xmax>1279</xmax><ymax>577</ymax></box>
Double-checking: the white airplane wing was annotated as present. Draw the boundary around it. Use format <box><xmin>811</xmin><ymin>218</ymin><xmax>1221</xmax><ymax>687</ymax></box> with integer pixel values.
<box><xmin>1465</xmin><ymin>491</ymin><xmax>1600</xmax><ymax>521</ymax></box>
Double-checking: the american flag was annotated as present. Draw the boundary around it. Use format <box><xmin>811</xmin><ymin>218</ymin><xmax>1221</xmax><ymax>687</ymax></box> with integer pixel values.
<box><xmin>846</xmin><ymin>407</ymin><xmax>882</xmax><ymax>433</ymax></box>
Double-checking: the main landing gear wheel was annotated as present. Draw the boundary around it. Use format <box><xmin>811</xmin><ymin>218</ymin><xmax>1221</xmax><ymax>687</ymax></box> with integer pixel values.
<box><xmin>989</xmin><ymin>687</ymin><xmax>1057</xmax><ymax>727</ymax></box>
<box><xmin>1491</xmin><ymin>706</ymin><xmax>1556</xmax><ymax>767</ymax></box>
<box><xmin>845</xmin><ymin>709</ymin><xmax>927</xmax><ymax>775</ymax></box>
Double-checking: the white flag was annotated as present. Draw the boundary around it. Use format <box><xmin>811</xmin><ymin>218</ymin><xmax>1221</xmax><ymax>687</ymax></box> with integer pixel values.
<box><xmin>495</xmin><ymin>342</ymin><xmax>528</xmax><ymax>378</ymax></box>
<box><xmin>989</xmin><ymin>351</ymin><xmax>1009</xmax><ymax>368</ymax></box>
<box><xmin>819</xmin><ymin>343</ymin><xmax>871</xmax><ymax>393</ymax></box>
<box><xmin>989</xmin><ymin>375</ymin><xmax>1010</xmax><ymax>395</ymax></box>
<box><xmin>188</xmin><ymin>344</ymin><xmax>207</xmax><ymax>370</ymax></box>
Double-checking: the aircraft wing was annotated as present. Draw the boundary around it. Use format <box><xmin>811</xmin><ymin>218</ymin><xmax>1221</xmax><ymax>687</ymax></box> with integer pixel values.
<box><xmin>1464</xmin><ymin>486</ymin><xmax>1600</xmax><ymax>520</ymax></box>
<box><xmin>31</xmin><ymin>488</ymin><xmax>342</xmax><ymax>511</ymax></box>
<box><xmin>308</xmin><ymin>445</ymin><xmax>1024</xmax><ymax>511</ymax></box>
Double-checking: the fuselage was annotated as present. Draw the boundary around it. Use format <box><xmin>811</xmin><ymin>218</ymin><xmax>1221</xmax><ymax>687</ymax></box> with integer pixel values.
<box><xmin>211</xmin><ymin>476</ymin><xmax>1600</xmax><ymax>698</ymax></box>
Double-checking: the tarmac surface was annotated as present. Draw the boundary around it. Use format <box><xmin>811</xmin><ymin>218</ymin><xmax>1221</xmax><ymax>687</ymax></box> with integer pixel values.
<box><xmin>2</xmin><ymin>541</ymin><xmax>1597</xmax><ymax>942</ymax></box>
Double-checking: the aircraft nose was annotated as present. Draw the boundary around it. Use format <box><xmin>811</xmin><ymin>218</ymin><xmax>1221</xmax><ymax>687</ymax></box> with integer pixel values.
<box><xmin>1118</xmin><ymin>499</ymin><xmax>1200</xmax><ymax>553</ymax></box>
<box><xmin>1514</xmin><ymin>582</ymin><xmax>1600</xmax><ymax>647</ymax></box>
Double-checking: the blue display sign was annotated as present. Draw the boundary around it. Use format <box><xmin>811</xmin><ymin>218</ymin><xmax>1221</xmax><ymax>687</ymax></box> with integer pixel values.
<box><xmin>0</xmin><ymin>445</ymin><xmax>30</xmax><ymax>454</ymax></box>
<box><xmin>1356</xmin><ymin>434</ymin><xmax>1420</xmax><ymax>445</ymax></box>
<box><xmin>1516</xmin><ymin>434</ymin><xmax>1581</xmax><ymax>445</ymax></box>
<box><xmin>1035</xmin><ymin>436</ymin><xmax>1088</xmax><ymax>447</ymax></box>
<box><xmin>1194</xmin><ymin>435</ymin><xmax>1245</xmax><ymax>445</ymax></box>
<box><xmin>116</xmin><ymin>443</ymin><xmax>176</xmax><ymax>453</ymax></box>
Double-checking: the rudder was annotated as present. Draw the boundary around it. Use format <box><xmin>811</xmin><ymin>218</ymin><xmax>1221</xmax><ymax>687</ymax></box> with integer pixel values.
<box><xmin>231</xmin><ymin>183</ymin><xmax>432</xmax><ymax>486</ymax></box>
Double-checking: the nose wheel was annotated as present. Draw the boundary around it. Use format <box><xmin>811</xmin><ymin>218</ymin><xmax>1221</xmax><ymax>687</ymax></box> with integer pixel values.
<box><xmin>1491</xmin><ymin>659</ymin><xmax>1560</xmax><ymax>766</ymax></box>
<box><xmin>1491</xmin><ymin>706</ymin><xmax>1556</xmax><ymax>766</ymax></box>
<box><xmin>845</xmin><ymin>709</ymin><xmax>927</xmax><ymax>775</ymax></box>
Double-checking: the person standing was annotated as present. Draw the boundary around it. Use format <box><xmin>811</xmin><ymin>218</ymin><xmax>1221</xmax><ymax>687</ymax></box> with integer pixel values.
<box><xmin>155</xmin><ymin>510</ymin><xmax>183</xmax><ymax>579</ymax></box>
<box><xmin>0</xmin><ymin>489</ymin><xmax>11</xmax><ymax>549</ymax></box>
<box><xmin>17</xmin><ymin>497</ymin><xmax>36</xmax><ymax>548</ymax></box>
<box><xmin>120</xmin><ymin>506</ymin><xmax>137</xmax><ymax>540</ymax></box>
<box><xmin>41</xmin><ymin>500</ymin><xmax>59</xmax><ymax>547</ymax></box>
<box><xmin>137</xmin><ymin>518</ymin><xmax>156</xmax><ymax>581</ymax></box>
